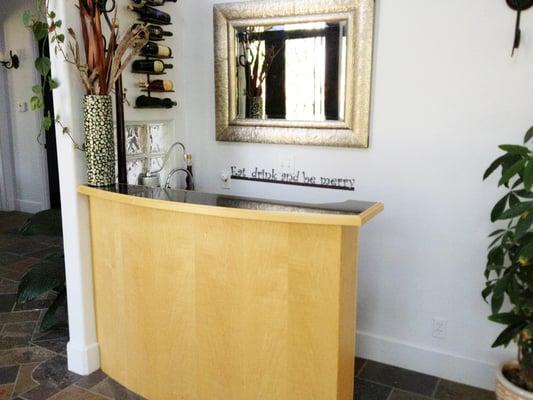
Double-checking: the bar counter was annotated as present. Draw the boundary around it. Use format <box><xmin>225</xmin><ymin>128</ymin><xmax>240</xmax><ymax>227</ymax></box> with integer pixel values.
<box><xmin>79</xmin><ymin>184</ymin><xmax>383</xmax><ymax>400</ymax></box>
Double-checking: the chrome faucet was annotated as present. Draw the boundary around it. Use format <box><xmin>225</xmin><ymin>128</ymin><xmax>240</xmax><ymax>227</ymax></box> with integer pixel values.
<box><xmin>138</xmin><ymin>141</ymin><xmax>194</xmax><ymax>190</ymax></box>
<box><xmin>164</xmin><ymin>168</ymin><xmax>195</xmax><ymax>191</ymax></box>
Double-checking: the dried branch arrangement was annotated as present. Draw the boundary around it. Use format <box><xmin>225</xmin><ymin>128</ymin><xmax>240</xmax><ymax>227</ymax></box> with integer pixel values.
<box><xmin>238</xmin><ymin>28</ymin><xmax>284</xmax><ymax>98</ymax></box>
<box><xmin>23</xmin><ymin>0</ymin><xmax>149</xmax><ymax>147</ymax></box>
<box><xmin>73</xmin><ymin>0</ymin><xmax>148</xmax><ymax>95</ymax></box>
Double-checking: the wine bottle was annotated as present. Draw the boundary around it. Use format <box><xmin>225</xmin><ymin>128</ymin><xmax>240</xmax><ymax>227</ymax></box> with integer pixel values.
<box><xmin>136</xmin><ymin>95</ymin><xmax>177</xmax><ymax>109</ymax></box>
<box><xmin>132</xmin><ymin>0</ymin><xmax>177</xmax><ymax>6</ymax></box>
<box><xmin>138</xmin><ymin>79</ymin><xmax>174</xmax><ymax>91</ymax></box>
<box><xmin>185</xmin><ymin>154</ymin><xmax>194</xmax><ymax>191</ymax></box>
<box><xmin>141</xmin><ymin>42</ymin><xmax>172</xmax><ymax>58</ymax></box>
<box><xmin>132</xmin><ymin>59</ymin><xmax>173</xmax><ymax>74</ymax></box>
<box><xmin>134</xmin><ymin>24</ymin><xmax>173</xmax><ymax>41</ymax></box>
<box><xmin>127</xmin><ymin>4</ymin><xmax>171</xmax><ymax>24</ymax></box>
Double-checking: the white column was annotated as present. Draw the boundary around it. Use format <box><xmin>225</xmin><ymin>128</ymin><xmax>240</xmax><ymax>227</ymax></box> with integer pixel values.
<box><xmin>49</xmin><ymin>0</ymin><xmax>99</xmax><ymax>375</ymax></box>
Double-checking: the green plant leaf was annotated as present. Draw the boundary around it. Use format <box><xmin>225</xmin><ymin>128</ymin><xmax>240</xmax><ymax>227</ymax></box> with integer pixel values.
<box><xmin>17</xmin><ymin>253</ymin><xmax>65</xmax><ymax>303</ymax></box>
<box><xmin>516</xmin><ymin>190</ymin><xmax>533</xmax><ymax>199</ymax></box>
<box><xmin>499</xmin><ymin>202</ymin><xmax>533</xmax><ymax>220</ymax></box>
<box><xmin>508</xmin><ymin>276</ymin><xmax>522</xmax><ymax>304</ymax></box>
<box><xmin>43</xmin><ymin>116</ymin><xmax>52</xmax><ymax>131</ymax></box>
<box><xmin>499</xmin><ymin>159</ymin><xmax>527</xmax><ymax>187</ymax></box>
<box><xmin>516</xmin><ymin>213</ymin><xmax>533</xmax><ymax>240</ymax></box>
<box><xmin>22</xmin><ymin>10</ymin><xmax>32</xmax><ymax>27</ymax></box>
<box><xmin>31</xmin><ymin>85</ymin><xmax>42</xmax><ymax>95</ymax></box>
<box><xmin>30</xmin><ymin>96</ymin><xmax>42</xmax><ymax>110</ymax></box>
<box><xmin>492</xmin><ymin>273</ymin><xmax>512</xmax><ymax>314</ymax></box>
<box><xmin>489</xmin><ymin>312</ymin><xmax>524</xmax><ymax>325</ymax></box>
<box><xmin>40</xmin><ymin>287</ymin><xmax>67</xmax><ymax>332</ymax></box>
<box><xmin>510</xmin><ymin>193</ymin><xmax>521</xmax><ymax>207</ymax></box>
<box><xmin>48</xmin><ymin>79</ymin><xmax>59</xmax><ymax>89</ymax></box>
<box><xmin>19</xmin><ymin>209</ymin><xmax>62</xmax><ymax>236</ymax></box>
<box><xmin>522</xmin><ymin>298</ymin><xmax>533</xmax><ymax>311</ymax></box>
<box><xmin>492</xmin><ymin>323</ymin><xmax>526</xmax><ymax>348</ymax></box>
<box><xmin>500</xmin><ymin>145</ymin><xmax>530</xmax><ymax>155</ymax></box>
<box><xmin>482</xmin><ymin>284</ymin><xmax>495</xmax><ymax>302</ymax></box>
<box><xmin>34</xmin><ymin>57</ymin><xmax>51</xmax><ymax>77</ymax></box>
<box><xmin>484</xmin><ymin>155</ymin><xmax>508</xmax><ymax>180</ymax></box>
<box><xmin>489</xmin><ymin>229</ymin><xmax>506</xmax><ymax>237</ymax></box>
<box><xmin>488</xmin><ymin>234</ymin><xmax>505</xmax><ymax>249</ymax></box>
<box><xmin>512</xmin><ymin>177</ymin><xmax>524</xmax><ymax>189</ymax></box>
<box><xmin>525</xmin><ymin>127</ymin><xmax>533</xmax><ymax>144</ymax></box>
<box><xmin>487</xmin><ymin>246</ymin><xmax>505</xmax><ymax>267</ymax></box>
<box><xmin>491</xmin><ymin>194</ymin><xmax>509</xmax><ymax>222</ymax></box>
<box><xmin>525</xmin><ymin>162</ymin><xmax>533</xmax><ymax>191</ymax></box>
<box><xmin>32</xmin><ymin>21</ymin><xmax>49</xmax><ymax>40</ymax></box>
<box><xmin>520</xmin><ymin>240</ymin><xmax>533</xmax><ymax>262</ymax></box>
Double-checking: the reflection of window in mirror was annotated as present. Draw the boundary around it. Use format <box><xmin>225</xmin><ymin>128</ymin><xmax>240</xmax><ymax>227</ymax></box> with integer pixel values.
<box><xmin>235</xmin><ymin>20</ymin><xmax>348</xmax><ymax>123</ymax></box>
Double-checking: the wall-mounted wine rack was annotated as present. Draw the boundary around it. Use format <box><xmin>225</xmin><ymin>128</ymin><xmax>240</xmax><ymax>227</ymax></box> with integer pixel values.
<box><xmin>129</xmin><ymin>1</ymin><xmax>178</xmax><ymax>109</ymax></box>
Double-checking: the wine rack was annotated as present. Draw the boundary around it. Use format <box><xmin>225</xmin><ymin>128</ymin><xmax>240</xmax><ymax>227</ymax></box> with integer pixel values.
<box><xmin>129</xmin><ymin>2</ymin><xmax>177</xmax><ymax>109</ymax></box>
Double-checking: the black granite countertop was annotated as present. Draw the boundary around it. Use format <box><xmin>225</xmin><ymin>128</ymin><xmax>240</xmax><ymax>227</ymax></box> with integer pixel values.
<box><xmin>95</xmin><ymin>184</ymin><xmax>377</xmax><ymax>217</ymax></box>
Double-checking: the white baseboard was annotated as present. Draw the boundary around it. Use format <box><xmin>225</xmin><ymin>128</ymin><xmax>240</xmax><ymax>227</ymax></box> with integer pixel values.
<box><xmin>15</xmin><ymin>199</ymin><xmax>44</xmax><ymax>214</ymax></box>
<box><xmin>67</xmin><ymin>341</ymin><xmax>100</xmax><ymax>376</ymax></box>
<box><xmin>356</xmin><ymin>331</ymin><xmax>497</xmax><ymax>391</ymax></box>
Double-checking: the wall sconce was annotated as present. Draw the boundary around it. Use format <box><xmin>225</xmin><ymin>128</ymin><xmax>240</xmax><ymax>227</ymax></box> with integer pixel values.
<box><xmin>0</xmin><ymin>51</ymin><xmax>19</xmax><ymax>70</ymax></box>
<box><xmin>507</xmin><ymin>0</ymin><xmax>533</xmax><ymax>56</ymax></box>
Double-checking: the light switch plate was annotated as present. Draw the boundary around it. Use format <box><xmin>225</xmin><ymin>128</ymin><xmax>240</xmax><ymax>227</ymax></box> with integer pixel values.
<box><xmin>220</xmin><ymin>170</ymin><xmax>231</xmax><ymax>190</ymax></box>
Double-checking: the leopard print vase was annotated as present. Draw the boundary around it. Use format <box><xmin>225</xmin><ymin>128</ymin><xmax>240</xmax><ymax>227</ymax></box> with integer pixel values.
<box><xmin>83</xmin><ymin>95</ymin><xmax>116</xmax><ymax>187</ymax></box>
<box><xmin>247</xmin><ymin>96</ymin><xmax>263</xmax><ymax>119</ymax></box>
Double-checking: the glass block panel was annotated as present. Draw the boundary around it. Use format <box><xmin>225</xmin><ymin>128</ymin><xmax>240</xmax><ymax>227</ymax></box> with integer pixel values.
<box><xmin>126</xmin><ymin>125</ymin><xmax>145</xmax><ymax>156</ymax></box>
<box><xmin>148</xmin><ymin>157</ymin><xmax>164</xmax><ymax>173</ymax></box>
<box><xmin>148</xmin><ymin>123</ymin><xmax>166</xmax><ymax>154</ymax></box>
<box><xmin>127</xmin><ymin>158</ymin><xmax>145</xmax><ymax>185</ymax></box>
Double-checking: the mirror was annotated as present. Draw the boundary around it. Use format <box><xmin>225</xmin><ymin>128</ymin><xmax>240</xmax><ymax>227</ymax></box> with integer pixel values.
<box><xmin>214</xmin><ymin>0</ymin><xmax>374</xmax><ymax>148</ymax></box>
<box><xmin>235</xmin><ymin>21</ymin><xmax>348</xmax><ymax>122</ymax></box>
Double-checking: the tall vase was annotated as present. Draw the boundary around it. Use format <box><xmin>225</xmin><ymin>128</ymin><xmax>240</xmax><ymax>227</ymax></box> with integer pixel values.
<box><xmin>247</xmin><ymin>96</ymin><xmax>263</xmax><ymax>119</ymax></box>
<box><xmin>83</xmin><ymin>95</ymin><xmax>116</xmax><ymax>187</ymax></box>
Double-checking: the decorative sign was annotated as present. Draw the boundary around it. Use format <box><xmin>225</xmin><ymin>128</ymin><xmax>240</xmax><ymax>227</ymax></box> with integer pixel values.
<box><xmin>231</xmin><ymin>166</ymin><xmax>355</xmax><ymax>191</ymax></box>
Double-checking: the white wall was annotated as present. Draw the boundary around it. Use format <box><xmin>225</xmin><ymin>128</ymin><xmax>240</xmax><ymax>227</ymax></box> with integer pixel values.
<box><xmin>0</xmin><ymin>22</ymin><xmax>16</xmax><ymax>211</ymax></box>
<box><xmin>51</xmin><ymin>0</ymin><xmax>531</xmax><ymax>390</ymax></box>
<box><xmin>0</xmin><ymin>0</ymin><xmax>50</xmax><ymax>213</ymax></box>
<box><xmin>179</xmin><ymin>0</ymin><xmax>533</xmax><ymax>390</ymax></box>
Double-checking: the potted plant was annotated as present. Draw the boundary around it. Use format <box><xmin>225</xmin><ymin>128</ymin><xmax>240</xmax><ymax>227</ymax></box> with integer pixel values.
<box><xmin>483</xmin><ymin>128</ymin><xmax>533</xmax><ymax>399</ymax></box>
<box><xmin>23</xmin><ymin>0</ymin><xmax>148</xmax><ymax>186</ymax></box>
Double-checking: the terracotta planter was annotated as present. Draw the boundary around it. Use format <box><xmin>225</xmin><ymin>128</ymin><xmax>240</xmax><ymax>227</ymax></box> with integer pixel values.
<box><xmin>83</xmin><ymin>95</ymin><xmax>116</xmax><ymax>187</ymax></box>
<box><xmin>497</xmin><ymin>361</ymin><xmax>533</xmax><ymax>400</ymax></box>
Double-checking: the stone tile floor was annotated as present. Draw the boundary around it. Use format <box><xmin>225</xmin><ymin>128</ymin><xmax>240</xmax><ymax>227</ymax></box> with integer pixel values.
<box><xmin>0</xmin><ymin>211</ymin><xmax>495</xmax><ymax>399</ymax></box>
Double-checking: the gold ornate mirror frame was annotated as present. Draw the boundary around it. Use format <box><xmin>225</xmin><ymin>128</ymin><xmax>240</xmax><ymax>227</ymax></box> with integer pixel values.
<box><xmin>213</xmin><ymin>0</ymin><xmax>374</xmax><ymax>148</ymax></box>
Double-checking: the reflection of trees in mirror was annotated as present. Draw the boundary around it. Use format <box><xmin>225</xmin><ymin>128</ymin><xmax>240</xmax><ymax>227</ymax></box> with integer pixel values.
<box><xmin>17</xmin><ymin>210</ymin><xmax>67</xmax><ymax>332</ymax></box>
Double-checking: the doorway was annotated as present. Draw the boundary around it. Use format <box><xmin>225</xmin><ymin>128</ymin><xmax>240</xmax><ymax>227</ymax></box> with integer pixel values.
<box><xmin>39</xmin><ymin>39</ymin><xmax>60</xmax><ymax>209</ymax></box>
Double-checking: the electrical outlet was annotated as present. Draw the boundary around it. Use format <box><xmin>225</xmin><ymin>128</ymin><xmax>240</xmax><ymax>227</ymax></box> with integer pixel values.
<box><xmin>220</xmin><ymin>170</ymin><xmax>231</xmax><ymax>190</ymax></box>
<box><xmin>432</xmin><ymin>318</ymin><xmax>447</xmax><ymax>339</ymax></box>
<box><xmin>17</xmin><ymin>102</ymin><xmax>28</xmax><ymax>113</ymax></box>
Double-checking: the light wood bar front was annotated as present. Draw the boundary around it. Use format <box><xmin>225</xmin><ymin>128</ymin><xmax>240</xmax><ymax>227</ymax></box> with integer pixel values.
<box><xmin>79</xmin><ymin>185</ymin><xmax>383</xmax><ymax>400</ymax></box>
